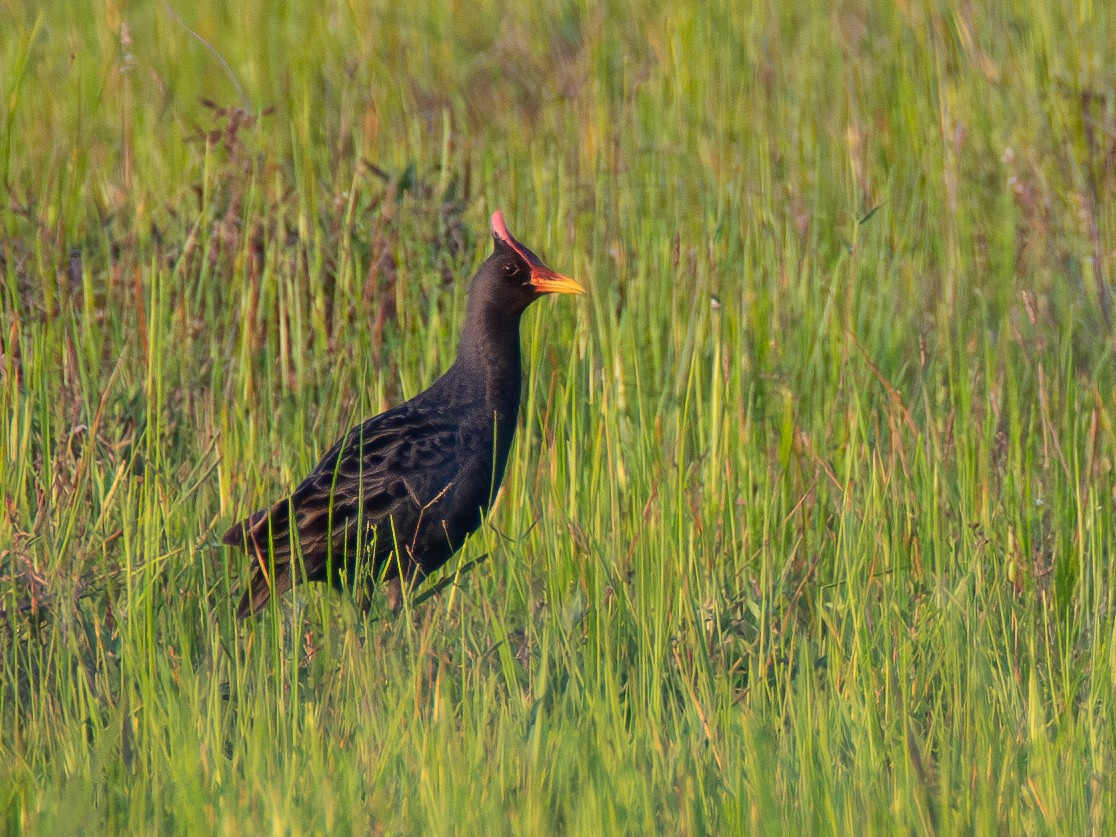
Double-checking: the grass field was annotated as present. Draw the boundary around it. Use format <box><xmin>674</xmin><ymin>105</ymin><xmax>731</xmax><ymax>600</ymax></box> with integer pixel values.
<box><xmin>3</xmin><ymin>0</ymin><xmax>1116</xmax><ymax>833</ymax></box>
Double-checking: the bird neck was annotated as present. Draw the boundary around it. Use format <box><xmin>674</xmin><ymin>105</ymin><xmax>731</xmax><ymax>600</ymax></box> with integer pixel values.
<box><xmin>452</xmin><ymin>295</ymin><xmax>524</xmax><ymax>413</ymax></box>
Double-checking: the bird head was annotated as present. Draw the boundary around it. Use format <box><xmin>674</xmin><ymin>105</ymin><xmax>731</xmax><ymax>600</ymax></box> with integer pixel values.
<box><xmin>484</xmin><ymin>210</ymin><xmax>584</xmax><ymax>310</ymax></box>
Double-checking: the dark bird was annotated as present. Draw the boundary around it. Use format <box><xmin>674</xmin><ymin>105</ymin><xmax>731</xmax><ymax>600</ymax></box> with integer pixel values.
<box><xmin>223</xmin><ymin>211</ymin><xmax>584</xmax><ymax>618</ymax></box>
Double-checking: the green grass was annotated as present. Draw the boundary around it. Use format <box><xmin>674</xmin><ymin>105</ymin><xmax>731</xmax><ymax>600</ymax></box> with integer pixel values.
<box><xmin>3</xmin><ymin>0</ymin><xmax>1116</xmax><ymax>833</ymax></box>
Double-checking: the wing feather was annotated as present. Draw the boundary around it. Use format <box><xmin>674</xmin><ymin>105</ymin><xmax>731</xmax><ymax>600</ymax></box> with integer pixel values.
<box><xmin>224</xmin><ymin>403</ymin><xmax>466</xmax><ymax>616</ymax></box>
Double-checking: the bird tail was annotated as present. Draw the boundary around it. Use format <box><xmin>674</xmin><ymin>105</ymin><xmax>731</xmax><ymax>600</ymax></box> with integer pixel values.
<box><xmin>236</xmin><ymin>570</ymin><xmax>275</xmax><ymax>618</ymax></box>
<box><xmin>233</xmin><ymin>546</ymin><xmax>297</xmax><ymax>618</ymax></box>
<box><xmin>223</xmin><ymin>506</ymin><xmax>291</xmax><ymax>619</ymax></box>
<box><xmin>221</xmin><ymin>508</ymin><xmax>268</xmax><ymax>548</ymax></box>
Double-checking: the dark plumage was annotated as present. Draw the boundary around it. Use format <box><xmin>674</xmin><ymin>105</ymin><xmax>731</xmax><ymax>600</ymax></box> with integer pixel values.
<box><xmin>223</xmin><ymin>211</ymin><xmax>584</xmax><ymax>617</ymax></box>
